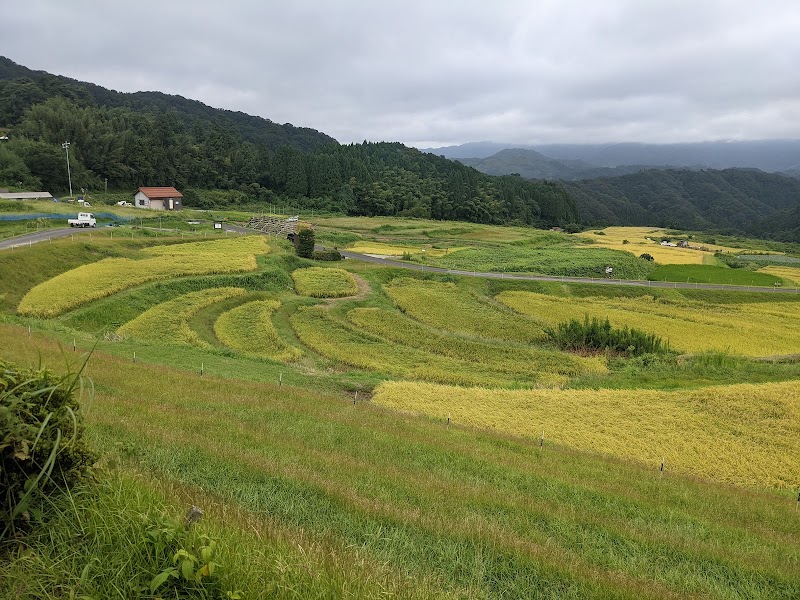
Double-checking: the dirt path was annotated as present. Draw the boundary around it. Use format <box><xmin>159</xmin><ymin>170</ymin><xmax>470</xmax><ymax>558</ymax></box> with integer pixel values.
<box><xmin>322</xmin><ymin>272</ymin><xmax>372</xmax><ymax>305</ymax></box>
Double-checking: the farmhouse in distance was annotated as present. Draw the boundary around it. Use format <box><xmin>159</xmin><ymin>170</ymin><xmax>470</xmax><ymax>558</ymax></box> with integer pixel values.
<box><xmin>134</xmin><ymin>186</ymin><xmax>183</xmax><ymax>210</ymax></box>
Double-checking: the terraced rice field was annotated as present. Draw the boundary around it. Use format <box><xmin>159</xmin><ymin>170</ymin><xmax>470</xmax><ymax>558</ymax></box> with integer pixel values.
<box><xmin>290</xmin><ymin>306</ymin><xmax>558</xmax><ymax>387</ymax></box>
<box><xmin>347</xmin><ymin>307</ymin><xmax>605</xmax><ymax>380</ymax></box>
<box><xmin>347</xmin><ymin>241</ymin><xmax>467</xmax><ymax>257</ymax></box>
<box><xmin>428</xmin><ymin>245</ymin><xmax>654</xmax><ymax>278</ymax></box>
<box><xmin>17</xmin><ymin>236</ymin><xmax>268</xmax><ymax>317</ymax></box>
<box><xmin>497</xmin><ymin>290</ymin><xmax>800</xmax><ymax>356</ymax></box>
<box><xmin>214</xmin><ymin>299</ymin><xmax>301</xmax><ymax>362</ymax></box>
<box><xmin>292</xmin><ymin>267</ymin><xmax>358</xmax><ymax>298</ymax></box>
<box><xmin>118</xmin><ymin>287</ymin><xmax>246</xmax><ymax>346</ymax></box>
<box><xmin>758</xmin><ymin>265</ymin><xmax>800</xmax><ymax>286</ymax></box>
<box><xmin>649</xmin><ymin>264</ymin><xmax>782</xmax><ymax>286</ymax></box>
<box><xmin>580</xmin><ymin>227</ymin><xmax>742</xmax><ymax>264</ymax></box>
<box><xmin>373</xmin><ymin>379</ymin><xmax>800</xmax><ymax>488</ymax></box>
<box><xmin>385</xmin><ymin>278</ymin><xmax>545</xmax><ymax>343</ymax></box>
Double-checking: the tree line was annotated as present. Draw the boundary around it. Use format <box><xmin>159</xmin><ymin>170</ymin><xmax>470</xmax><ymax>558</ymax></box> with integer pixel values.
<box><xmin>0</xmin><ymin>57</ymin><xmax>578</xmax><ymax>228</ymax></box>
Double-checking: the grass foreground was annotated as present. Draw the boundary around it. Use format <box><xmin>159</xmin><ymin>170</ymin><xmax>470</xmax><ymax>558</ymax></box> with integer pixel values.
<box><xmin>1</xmin><ymin>328</ymin><xmax>799</xmax><ymax>598</ymax></box>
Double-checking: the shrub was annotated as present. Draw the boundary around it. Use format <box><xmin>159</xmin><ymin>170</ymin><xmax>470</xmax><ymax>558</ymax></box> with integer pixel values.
<box><xmin>545</xmin><ymin>315</ymin><xmax>670</xmax><ymax>356</ymax></box>
<box><xmin>296</xmin><ymin>228</ymin><xmax>315</xmax><ymax>258</ymax></box>
<box><xmin>312</xmin><ymin>249</ymin><xmax>342</xmax><ymax>261</ymax></box>
<box><xmin>640</xmin><ymin>253</ymin><xmax>654</xmax><ymax>261</ymax></box>
<box><xmin>1</xmin><ymin>359</ymin><xmax>95</xmax><ymax>541</ymax></box>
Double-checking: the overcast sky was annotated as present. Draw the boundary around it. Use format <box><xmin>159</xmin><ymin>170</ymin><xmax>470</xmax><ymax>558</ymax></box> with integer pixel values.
<box><xmin>3</xmin><ymin>0</ymin><xmax>799</xmax><ymax>147</ymax></box>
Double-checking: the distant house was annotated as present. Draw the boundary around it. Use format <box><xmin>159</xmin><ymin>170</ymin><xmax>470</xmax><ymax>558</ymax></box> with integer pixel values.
<box><xmin>133</xmin><ymin>187</ymin><xmax>183</xmax><ymax>210</ymax></box>
<box><xmin>0</xmin><ymin>191</ymin><xmax>53</xmax><ymax>200</ymax></box>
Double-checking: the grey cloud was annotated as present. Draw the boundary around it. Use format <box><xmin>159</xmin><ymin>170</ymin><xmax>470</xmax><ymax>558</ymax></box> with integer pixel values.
<box><xmin>2</xmin><ymin>0</ymin><xmax>799</xmax><ymax>146</ymax></box>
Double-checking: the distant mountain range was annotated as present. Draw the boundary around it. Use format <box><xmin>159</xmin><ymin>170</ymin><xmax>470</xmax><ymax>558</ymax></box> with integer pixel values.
<box><xmin>456</xmin><ymin>149</ymin><xmax>676</xmax><ymax>181</ymax></box>
<box><xmin>424</xmin><ymin>141</ymin><xmax>800</xmax><ymax>175</ymax></box>
<box><xmin>1</xmin><ymin>55</ymin><xmax>798</xmax><ymax>242</ymax></box>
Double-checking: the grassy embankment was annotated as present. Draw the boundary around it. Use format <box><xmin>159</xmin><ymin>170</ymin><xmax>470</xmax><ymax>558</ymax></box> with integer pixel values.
<box><xmin>1</xmin><ymin>328</ymin><xmax>800</xmax><ymax>599</ymax></box>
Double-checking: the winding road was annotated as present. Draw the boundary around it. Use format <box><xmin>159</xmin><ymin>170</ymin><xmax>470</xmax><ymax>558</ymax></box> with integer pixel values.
<box><xmin>222</xmin><ymin>223</ymin><xmax>799</xmax><ymax>295</ymax></box>
<box><xmin>2</xmin><ymin>224</ymin><xmax>797</xmax><ymax>295</ymax></box>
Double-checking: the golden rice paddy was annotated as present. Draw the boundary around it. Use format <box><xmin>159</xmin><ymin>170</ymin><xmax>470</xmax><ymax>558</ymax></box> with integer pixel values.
<box><xmin>17</xmin><ymin>236</ymin><xmax>268</xmax><ymax>317</ymax></box>
<box><xmin>758</xmin><ymin>265</ymin><xmax>800</xmax><ymax>286</ymax></box>
<box><xmin>373</xmin><ymin>379</ymin><xmax>800</xmax><ymax>488</ymax></box>
<box><xmin>214</xmin><ymin>299</ymin><xmax>301</xmax><ymax>362</ymax></box>
<box><xmin>292</xmin><ymin>267</ymin><xmax>358</xmax><ymax>298</ymax></box>
<box><xmin>347</xmin><ymin>241</ymin><xmax>467</xmax><ymax>258</ymax></box>
<box><xmin>290</xmin><ymin>306</ymin><xmax>561</xmax><ymax>387</ymax></box>
<box><xmin>496</xmin><ymin>290</ymin><xmax>800</xmax><ymax>356</ymax></box>
<box><xmin>580</xmin><ymin>227</ymin><xmax>740</xmax><ymax>264</ymax></box>
<box><xmin>347</xmin><ymin>307</ymin><xmax>606</xmax><ymax>379</ymax></box>
<box><xmin>385</xmin><ymin>278</ymin><xmax>544</xmax><ymax>343</ymax></box>
<box><xmin>118</xmin><ymin>287</ymin><xmax>246</xmax><ymax>347</ymax></box>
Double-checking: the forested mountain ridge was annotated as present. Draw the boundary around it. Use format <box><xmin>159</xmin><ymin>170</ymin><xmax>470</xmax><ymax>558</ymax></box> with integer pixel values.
<box><xmin>427</xmin><ymin>140</ymin><xmax>800</xmax><ymax>172</ymax></box>
<box><xmin>0</xmin><ymin>57</ymin><xmax>578</xmax><ymax>227</ymax></box>
<box><xmin>0</xmin><ymin>56</ymin><xmax>336</xmax><ymax>152</ymax></box>
<box><xmin>457</xmin><ymin>148</ymin><xmax>666</xmax><ymax>181</ymax></box>
<box><xmin>566</xmin><ymin>169</ymin><xmax>800</xmax><ymax>241</ymax></box>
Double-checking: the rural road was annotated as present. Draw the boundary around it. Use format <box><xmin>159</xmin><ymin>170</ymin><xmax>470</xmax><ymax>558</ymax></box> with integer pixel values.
<box><xmin>222</xmin><ymin>223</ymin><xmax>800</xmax><ymax>295</ymax></box>
<box><xmin>1</xmin><ymin>224</ymin><xmax>795</xmax><ymax>295</ymax></box>
<box><xmin>0</xmin><ymin>226</ymin><xmax>96</xmax><ymax>250</ymax></box>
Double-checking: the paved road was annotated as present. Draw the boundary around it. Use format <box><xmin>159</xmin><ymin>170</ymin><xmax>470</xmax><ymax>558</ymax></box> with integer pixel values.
<box><xmin>0</xmin><ymin>226</ymin><xmax>96</xmax><ymax>250</ymax></box>
<box><xmin>3</xmin><ymin>223</ymin><xmax>796</xmax><ymax>295</ymax></box>
<box><xmin>223</xmin><ymin>223</ymin><xmax>798</xmax><ymax>295</ymax></box>
<box><xmin>332</xmin><ymin>249</ymin><xmax>799</xmax><ymax>294</ymax></box>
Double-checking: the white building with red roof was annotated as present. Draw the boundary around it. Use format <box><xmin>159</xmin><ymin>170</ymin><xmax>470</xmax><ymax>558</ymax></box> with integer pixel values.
<box><xmin>133</xmin><ymin>187</ymin><xmax>183</xmax><ymax>210</ymax></box>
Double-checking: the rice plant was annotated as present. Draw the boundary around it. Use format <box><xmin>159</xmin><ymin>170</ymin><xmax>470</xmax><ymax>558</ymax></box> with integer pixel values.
<box><xmin>292</xmin><ymin>267</ymin><xmax>358</xmax><ymax>298</ymax></box>
<box><xmin>214</xmin><ymin>300</ymin><xmax>302</xmax><ymax>362</ymax></box>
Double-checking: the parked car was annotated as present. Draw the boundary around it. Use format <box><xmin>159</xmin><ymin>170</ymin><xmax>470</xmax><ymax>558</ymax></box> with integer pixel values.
<box><xmin>68</xmin><ymin>212</ymin><xmax>96</xmax><ymax>228</ymax></box>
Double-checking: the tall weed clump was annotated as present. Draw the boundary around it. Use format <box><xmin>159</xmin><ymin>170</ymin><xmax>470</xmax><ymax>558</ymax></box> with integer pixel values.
<box><xmin>546</xmin><ymin>314</ymin><xmax>670</xmax><ymax>356</ymax></box>
<box><xmin>0</xmin><ymin>359</ymin><xmax>95</xmax><ymax>543</ymax></box>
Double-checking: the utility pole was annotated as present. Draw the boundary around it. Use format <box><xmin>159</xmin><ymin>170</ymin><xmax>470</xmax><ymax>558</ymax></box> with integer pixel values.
<box><xmin>104</xmin><ymin>178</ymin><xmax>108</xmax><ymax>194</ymax></box>
<box><xmin>62</xmin><ymin>141</ymin><xmax>73</xmax><ymax>197</ymax></box>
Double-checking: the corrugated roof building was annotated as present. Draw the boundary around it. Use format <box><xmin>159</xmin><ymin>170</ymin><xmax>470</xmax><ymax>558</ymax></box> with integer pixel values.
<box><xmin>133</xmin><ymin>187</ymin><xmax>183</xmax><ymax>211</ymax></box>
<box><xmin>0</xmin><ymin>191</ymin><xmax>54</xmax><ymax>200</ymax></box>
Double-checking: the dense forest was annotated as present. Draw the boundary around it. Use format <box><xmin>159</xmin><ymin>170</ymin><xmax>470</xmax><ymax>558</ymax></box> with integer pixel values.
<box><xmin>0</xmin><ymin>57</ymin><xmax>577</xmax><ymax>227</ymax></box>
<box><xmin>565</xmin><ymin>169</ymin><xmax>800</xmax><ymax>242</ymax></box>
<box><xmin>0</xmin><ymin>56</ymin><xmax>798</xmax><ymax>240</ymax></box>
